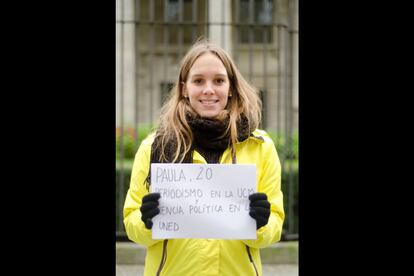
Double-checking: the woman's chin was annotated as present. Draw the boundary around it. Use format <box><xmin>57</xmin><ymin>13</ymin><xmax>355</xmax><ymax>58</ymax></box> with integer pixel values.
<box><xmin>197</xmin><ymin>110</ymin><xmax>220</xmax><ymax>119</ymax></box>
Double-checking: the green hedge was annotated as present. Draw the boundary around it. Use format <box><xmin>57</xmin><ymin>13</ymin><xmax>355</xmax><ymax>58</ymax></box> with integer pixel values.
<box><xmin>281</xmin><ymin>168</ymin><xmax>299</xmax><ymax>237</ymax></box>
<box><xmin>116</xmin><ymin>125</ymin><xmax>154</xmax><ymax>159</ymax></box>
<box><xmin>267</xmin><ymin>130</ymin><xmax>298</xmax><ymax>160</ymax></box>
<box><xmin>116</xmin><ymin>166</ymin><xmax>298</xmax><ymax>238</ymax></box>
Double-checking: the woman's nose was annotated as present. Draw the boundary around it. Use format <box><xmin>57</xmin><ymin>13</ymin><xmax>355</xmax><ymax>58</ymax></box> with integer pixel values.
<box><xmin>202</xmin><ymin>82</ymin><xmax>214</xmax><ymax>94</ymax></box>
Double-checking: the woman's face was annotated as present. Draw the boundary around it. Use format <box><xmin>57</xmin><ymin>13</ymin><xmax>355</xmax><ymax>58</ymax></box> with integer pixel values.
<box><xmin>183</xmin><ymin>53</ymin><xmax>231</xmax><ymax>119</ymax></box>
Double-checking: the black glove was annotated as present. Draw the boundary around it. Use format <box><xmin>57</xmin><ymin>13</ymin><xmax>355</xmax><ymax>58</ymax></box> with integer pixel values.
<box><xmin>249</xmin><ymin>193</ymin><xmax>270</xmax><ymax>230</ymax></box>
<box><xmin>140</xmin><ymin>193</ymin><xmax>161</xmax><ymax>229</ymax></box>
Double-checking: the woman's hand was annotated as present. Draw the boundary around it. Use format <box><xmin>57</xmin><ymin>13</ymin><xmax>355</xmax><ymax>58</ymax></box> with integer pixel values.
<box><xmin>249</xmin><ymin>193</ymin><xmax>270</xmax><ymax>230</ymax></box>
<box><xmin>140</xmin><ymin>193</ymin><xmax>161</xmax><ymax>229</ymax></box>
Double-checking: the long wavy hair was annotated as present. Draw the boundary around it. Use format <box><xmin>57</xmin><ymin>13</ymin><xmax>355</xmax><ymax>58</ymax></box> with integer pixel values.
<box><xmin>155</xmin><ymin>38</ymin><xmax>262</xmax><ymax>163</ymax></box>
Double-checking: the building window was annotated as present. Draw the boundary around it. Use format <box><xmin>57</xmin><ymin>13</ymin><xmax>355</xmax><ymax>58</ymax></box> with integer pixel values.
<box><xmin>137</xmin><ymin>0</ymin><xmax>208</xmax><ymax>45</ymax></box>
<box><xmin>167</xmin><ymin>0</ymin><xmax>181</xmax><ymax>22</ymax></box>
<box><xmin>235</xmin><ymin>0</ymin><xmax>274</xmax><ymax>44</ymax></box>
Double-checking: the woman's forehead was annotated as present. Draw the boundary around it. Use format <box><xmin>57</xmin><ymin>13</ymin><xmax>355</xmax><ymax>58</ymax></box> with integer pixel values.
<box><xmin>188</xmin><ymin>53</ymin><xmax>228</xmax><ymax>75</ymax></box>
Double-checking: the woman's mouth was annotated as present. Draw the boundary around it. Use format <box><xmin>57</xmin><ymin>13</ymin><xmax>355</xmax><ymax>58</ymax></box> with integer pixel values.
<box><xmin>200</xmin><ymin>99</ymin><xmax>219</xmax><ymax>106</ymax></box>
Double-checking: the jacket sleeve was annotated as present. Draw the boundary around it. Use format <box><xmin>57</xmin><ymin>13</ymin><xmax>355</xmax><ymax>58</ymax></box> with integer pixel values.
<box><xmin>242</xmin><ymin>137</ymin><xmax>285</xmax><ymax>249</ymax></box>
<box><xmin>123</xmin><ymin>135</ymin><xmax>163</xmax><ymax>248</ymax></box>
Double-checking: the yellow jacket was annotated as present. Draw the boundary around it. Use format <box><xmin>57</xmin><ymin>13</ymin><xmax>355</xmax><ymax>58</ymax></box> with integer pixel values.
<box><xmin>123</xmin><ymin>129</ymin><xmax>285</xmax><ymax>276</ymax></box>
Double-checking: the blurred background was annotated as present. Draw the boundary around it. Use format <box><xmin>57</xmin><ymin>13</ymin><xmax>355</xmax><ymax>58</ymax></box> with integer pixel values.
<box><xmin>116</xmin><ymin>0</ymin><xmax>298</xmax><ymax>242</ymax></box>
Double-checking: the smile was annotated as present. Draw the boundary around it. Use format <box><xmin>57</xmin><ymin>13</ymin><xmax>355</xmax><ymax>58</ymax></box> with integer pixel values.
<box><xmin>199</xmin><ymin>100</ymin><xmax>219</xmax><ymax>105</ymax></box>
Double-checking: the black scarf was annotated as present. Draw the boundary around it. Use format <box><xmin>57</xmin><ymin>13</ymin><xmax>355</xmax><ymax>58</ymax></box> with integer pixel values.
<box><xmin>188</xmin><ymin>114</ymin><xmax>250</xmax><ymax>164</ymax></box>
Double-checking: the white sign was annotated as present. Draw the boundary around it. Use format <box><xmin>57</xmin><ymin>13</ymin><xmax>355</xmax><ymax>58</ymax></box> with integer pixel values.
<box><xmin>150</xmin><ymin>163</ymin><xmax>257</xmax><ymax>239</ymax></box>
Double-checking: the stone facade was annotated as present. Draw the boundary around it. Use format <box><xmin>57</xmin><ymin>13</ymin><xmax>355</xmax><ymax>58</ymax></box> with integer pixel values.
<box><xmin>116</xmin><ymin>0</ymin><xmax>298</xmax><ymax>133</ymax></box>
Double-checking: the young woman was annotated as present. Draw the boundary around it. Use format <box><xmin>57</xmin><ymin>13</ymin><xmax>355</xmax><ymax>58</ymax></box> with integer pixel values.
<box><xmin>123</xmin><ymin>39</ymin><xmax>285</xmax><ymax>276</ymax></box>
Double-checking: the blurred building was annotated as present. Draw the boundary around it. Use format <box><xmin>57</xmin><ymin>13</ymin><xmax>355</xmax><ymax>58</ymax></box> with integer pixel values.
<box><xmin>116</xmin><ymin>0</ymin><xmax>298</xmax><ymax>133</ymax></box>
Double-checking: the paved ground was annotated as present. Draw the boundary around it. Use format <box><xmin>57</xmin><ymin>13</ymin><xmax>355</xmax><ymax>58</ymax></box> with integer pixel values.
<box><xmin>116</xmin><ymin>264</ymin><xmax>298</xmax><ymax>276</ymax></box>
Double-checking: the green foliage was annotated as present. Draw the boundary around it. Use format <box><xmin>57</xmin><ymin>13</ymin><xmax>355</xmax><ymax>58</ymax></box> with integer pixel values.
<box><xmin>267</xmin><ymin>130</ymin><xmax>298</xmax><ymax>160</ymax></box>
<box><xmin>137</xmin><ymin>124</ymin><xmax>154</xmax><ymax>144</ymax></box>
<box><xmin>116</xmin><ymin>125</ymin><xmax>154</xmax><ymax>160</ymax></box>
<box><xmin>292</xmin><ymin>130</ymin><xmax>298</xmax><ymax>160</ymax></box>
<box><xmin>281</xmin><ymin>168</ymin><xmax>299</xmax><ymax>236</ymax></box>
<box><xmin>116</xmin><ymin>134</ymin><xmax>135</xmax><ymax>159</ymax></box>
<box><xmin>115</xmin><ymin>168</ymin><xmax>132</xmax><ymax>233</ymax></box>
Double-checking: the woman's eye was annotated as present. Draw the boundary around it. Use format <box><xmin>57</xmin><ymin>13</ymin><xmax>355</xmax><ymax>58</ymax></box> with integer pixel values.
<box><xmin>193</xmin><ymin>79</ymin><xmax>202</xmax><ymax>84</ymax></box>
<box><xmin>216</xmin><ymin>79</ymin><xmax>225</xmax><ymax>84</ymax></box>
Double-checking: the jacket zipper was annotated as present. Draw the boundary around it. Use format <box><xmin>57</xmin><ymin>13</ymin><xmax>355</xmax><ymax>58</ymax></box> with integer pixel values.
<box><xmin>246</xmin><ymin>245</ymin><xmax>259</xmax><ymax>276</ymax></box>
<box><xmin>156</xmin><ymin>239</ymin><xmax>168</xmax><ymax>276</ymax></box>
